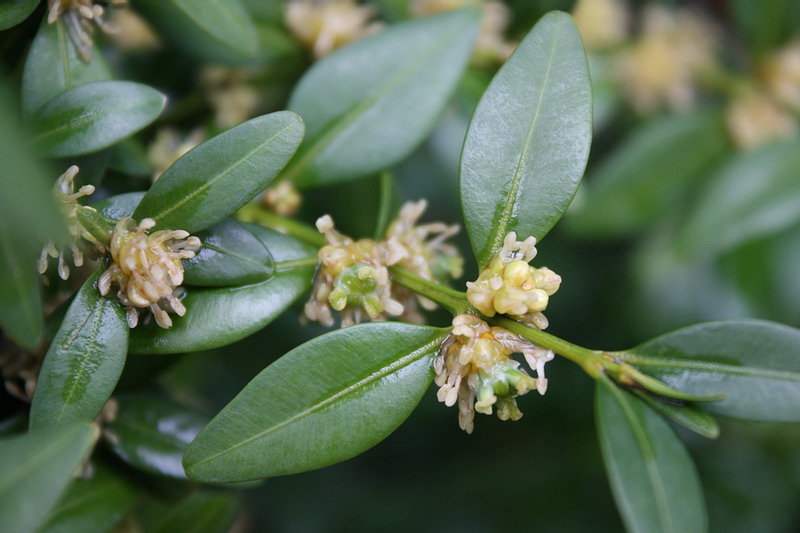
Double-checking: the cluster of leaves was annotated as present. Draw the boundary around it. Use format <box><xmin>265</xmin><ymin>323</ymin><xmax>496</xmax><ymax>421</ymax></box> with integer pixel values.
<box><xmin>1</xmin><ymin>1</ymin><xmax>800</xmax><ymax>533</ymax></box>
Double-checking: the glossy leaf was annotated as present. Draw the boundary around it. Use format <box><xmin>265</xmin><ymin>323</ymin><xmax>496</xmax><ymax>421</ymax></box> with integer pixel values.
<box><xmin>151</xmin><ymin>491</ymin><xmax>239</xmax><ymax>533</ymax></box>
<box><xmin>0</xmin><ymin>0</ymin><xmax>38</xmax><ymax>30</ymax></box>
<box><xmin>633</xmin><ymin>391</ymin><xmax>719</xmax><ymax>440</ymax></box>
<box><xmin>21</xmin><ymin>18</ymin><xmax>112</xmax><ymax>116</ymax></box>
<box><xmin>596</xmin><ymin>379</ymin><xmax>707</xmax><ymax>533</ymax></box>
<box><xmin>680</xmin><ymin>139</ymin><xmax>800</xmax><ymax>259</ymax></box>
<box><xmin>133</xmin><ymin>111</ymin><xmax>303</xmax><ymax>233</ymax></box>
<box><xmin>183</xmin><ymin>218</ymin><xmax>274</xmax><ymax>287</ymax></box>
<box><xmin>92</xmin><ymin>191</ymin><xmax>144</xmax><ymax>221</ymax></box>
<box><xmin>460</xmin><ymin>11</ymin><xmax>592</xmax><ymax>267</ymax></box>
<box><xmin>0</xmin><ymin>423</ymin><xmax>97</xmax><ymax>533</ymax></box>
<box><xmin>31</xmin><ymin>81</ymin><xmax>166</xmax><ymax>157</ymax></box>
<box><xmin>30</xmin><ymin>269</ymin><xmax>128</xmax><ymax>429</ymax></box>
<box><xmin>76</xmin><ymin>206</ymin><xmax>113</xmax><ymax>244</ymax></box>
<box><xmin>0</xmin><ymin>223</ymin><xmax>42</xmax><ymax>350</ymax></box>
<box><xmin>567</xmin><ymin>111</ymin><xmax>728</xmax><ymax>238</ymax></box>
<box><xmin>129</xmin><ymin>224</ymin><xmax>316</xmax><ymax>354</ymax></box>
<box><xmin>285</xmin><ymin>8</ymin><xmax>480</xmax><ymax>187</ymax></box>
<box><xmin>106</xmin><ymin>394</ymin><xmax>209</xmax><ymax>479</ymax></box>
<box><xmin>135</xmin><ymin>0</ymin><xmax>258</xmax><ymax>63</ymax></box>
<box><xmin>39</xmin><ymin>464</ymin><xmax>138</xmax><ymax>533</ymax></box>
<box><xmin>618</xmin><ymin>320</ymin><xmax>800</xmax><ymax>422</ymax></box>
<box><xmin>184</xmin><ymin>323</ymin><xmax>448</xmax><ymax>482</ymax></box>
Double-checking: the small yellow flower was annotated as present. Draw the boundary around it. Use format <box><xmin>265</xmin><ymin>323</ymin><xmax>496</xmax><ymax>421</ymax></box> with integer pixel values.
<box><xmin>572</xmin><ymin>0</ymin><xmax>629</xmax><ymax>51</ymax></box>
<box><xmin>39</xmin><ymin>165</ymin><xmax>100</xmax><ymax>280</ymax></box>
<box><xmin>285</xmin><ymin>0</ymin><xmax>382</xmax><ymax>59</ymax></box>
<box><xmin>304</xmin><ymin>200</ymin><xmax>462</xmax><ymax>327</ymax></box>
<box><xmin>762</xmin><ymin>38</ymin><xmax>800</xmax><ymax>112</ymax></box>
<box><xmin>98</xmin><ymin>218</ymin><xmax>200</xmax><ymax>329</ymax></box>
<box><xmin>726</xmin><ymin>91</ymin><xmax>797</xmax><ymax>150</ymax></box>
<box><xmin>615</xmin><ymin>6</ymin><xmax>718</xmax><ymax>113</ymax></box>
<box><xmin>47</xmin><ymin>0</ymin><xmax>127</xmax><ymax>62</ymax></box>
<box><xmin>466</xmin><ymin>232</ymin><xmax>560</xmax><ymax>330</ymax></box>
<box><xmin>434</xmin><ymin>314</ymin><xmax>553</xmax><ymax>433</ymax></box>
<box><xmin>262</xmin><ymin>181</ymin><xmax>302</xmax><ymax>217</ymax></box>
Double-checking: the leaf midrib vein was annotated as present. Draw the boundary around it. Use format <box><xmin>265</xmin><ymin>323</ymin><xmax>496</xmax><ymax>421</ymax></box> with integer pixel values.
<box><xmin>619</xmin><ymin>355</ymin><xmax>800</xmax><ymax>382</ymax></box>
<box><xmin>484</xmin><ymin>19</ymin><xmax>563</xmax><ymax>265</ymax></box>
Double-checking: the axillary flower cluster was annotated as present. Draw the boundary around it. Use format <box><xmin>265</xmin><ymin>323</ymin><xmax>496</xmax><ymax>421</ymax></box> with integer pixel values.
<box><xmin>304</xmin><ymin>200</ymin><xmax>462</xmax><ymax>327</ymax></box>
<box><xmin>99</xmin><ymin>218</ymin><xmax>200</xmax><ymax>329</ymax></box>
<box><xmin>466</xmin><ymin>232</ymin><xmax>561</xmax><ymax>330</ymax></box>
<box><xmin>434</xmin><ymin>232</ymin><xmax>560</xmax><ymax>432</ymax></box>
<box><xmin>48</xmin><ymin>0</ymin><xmax>127</xmax><ymax>62</ymax></box>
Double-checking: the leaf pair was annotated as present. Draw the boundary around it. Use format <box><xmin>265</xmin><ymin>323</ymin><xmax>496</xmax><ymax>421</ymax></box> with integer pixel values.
<box><xmin>183</xmin><ymin>11</ymin><xmax>594</xmax><ymax>483</ymax></box>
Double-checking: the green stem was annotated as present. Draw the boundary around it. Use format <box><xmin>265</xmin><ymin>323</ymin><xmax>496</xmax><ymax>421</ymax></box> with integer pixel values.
<box><xmin>236</xmin><ymin>203</ymin><xmax>325</xmax><ymax>247</ymax></box>
<box><xmin>490</xmin><ymin>315</ymin><xmax>605</xmax><ymax>378</ymax></box>
<box><xmin>389</xmin><ymin>266</ymin><xmax>469</xmax><ymax>316</ymax></box>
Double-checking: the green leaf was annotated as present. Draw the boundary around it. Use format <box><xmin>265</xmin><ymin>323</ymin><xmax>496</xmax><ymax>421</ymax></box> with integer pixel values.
<box><xmin>0</xmin><ymin>222</ymin><xmax>43</xmax><ymax>350</ymax></box>
<box><xmin>106</xmin><ymin>394</ymin><xmax>209</xmax><ymax>479</ymax></box>
<box><xmin>184</xmin><ymin>218</ymin><xmax>274</xmax><ymax>287</ymax></box>
<box><xmin>184</xmin><ymin>323</ymin><xmax>447</xmax><ymax>482</ymax></box>
<box><xmin>133</xmin><ymin>111</ymin><xmax>304</xmax><ymax>233</ymax></box>
<box><xmin>632</xmin><ymin>391</ymin><xmax>719</xmax><ymax>440</ymax></box>
<box><xmin>134</xmin><ymin>0</ymin><xmax>258</xmax><ymax>63</ymax></box>
<box><xmin>21</xmin><ymin>18</ymin><xmax>112</xmax><ymax>116</ymax></box>
<box><xmin>31</xmin><ymin>81</ymin><xmax>166</xmax><ymax>157</ymax></box>
<box><xmin>0</xmin><ymin>0</ymin><xmax>38</xmax><ymax>30</ymax></box>
<box><xmin>0</xmin><ymin>84</ymin><xmax>63</xmax><ymax>242</ymax></box>
<box><xmin>0</xmin><ymin>423</ymin><xmax>97</xmax><ymax>533</ymax></box>
<box><xmin>30</xmin><ymin>269</ymin><xmax>128</xmax><ymax>430</ymax></box>
<box><xmin>596</xmin><ymin>379</ymin><xmax>707</xmax><ymax>533</ymax></box>
<box><xmin>680</xmin><ymin>139</ymin><xmax>800</xmax><ymax>259</ymax></box>
<box><xmin>618</xmin><ymin>320</ymin><xmax>800</xmax><ymax>423</ymax></box>
<box><xmin>460</xmin><ymin>12</ymin><xmax>592</xmax><ymax>267</ymax></box>
<box><xmin>284</xmin><ymin>8</ymin><xmax>480</xmax><ymax>187</ymax></box>
<box><xmin>151</xmin><ymin>491</ymin><xmax>239</xmax><ymax>533</ymax></box>
<box><xmin>92</xmin><ymin>191</ymin><xmax>144</xmax><ymax>221</ymax></box>
<box><xmin>731</xmin><ymin>0</ymin><xmax>800</xmax><ymax>55</ymax></box>
<box><xmin>567</xmin><ymin>111</ymin><xmax>729</xmax><ymax>238</ymax></box>
<box><xmin>129</xmin><ymin>224</ymin><xmax>315</xmax><ymax>354</ymax></box>
<box><xmin>39</xmin><ymin>464</ymin><xmax>138</xmax><ymax>533</ymax></box>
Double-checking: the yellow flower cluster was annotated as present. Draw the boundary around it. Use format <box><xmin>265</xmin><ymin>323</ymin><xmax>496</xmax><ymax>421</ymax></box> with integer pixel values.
<box><xmin>98</xmin><ymin>218</ymin><xmax>200</xmax><ymax>329</ymax></box>
<box><xmin>38</xmin><ymin>166</ymin><xmax>101</xmax><ymax>280</ymax></box>
<box><xmin>285</xmin><ymin>0</ymin><xmax>382</xmax><ymax>59</ymax></box>
<box><xmin>47</xmin><ymin>0</ymin><xmax>127</xmax><ymax>62</ymax></box>
<box><xmin>262</xmin><ymin>181</ymin><xmax>302</xmax><ymax>217</ymax></box>
<box><xmin>434</xmin><ymin>314</ymin><xmax>553</xmax><ymax>433</ymax></box>
<box><xmin>572</xmin><ymin>0</ymin><xmax>628</xmax><ymax>51</ymax></box>
<box><xmin>466</xmin><ymin>232</ymin><xmax>561</xmax><ymax>330</ymax></box>
<box><xmin>304</xmin><ymin>200</ymin><xmax>461</xmax><ymax>327</ymax></box>
<box><xmin>614</xmin><ymin>6</ymin><xmax>718</xmax><ymax>114</ymax></box>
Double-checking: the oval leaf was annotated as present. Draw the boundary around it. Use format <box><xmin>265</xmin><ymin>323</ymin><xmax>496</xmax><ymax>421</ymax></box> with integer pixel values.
<box><xmin>618</xmin><ymin>320</ymin><xmax>800</xmax><ymax>422</ymax></box>
<box><xmin>596</xmin><ymin>379</ymin><xmax>707</xmax><ymax>533</ymax></box>
<box><xmin>31</xmin><ymin>81</ymin><xmax>166</xmax><ymax>157</ymax></box>
<box><xmin>133</xmin><ymin>111</ymin><xmax>303</xmax><ymax>233</ymax></box>
<box><xmin>129</xmin><ymin>224</ymin><xmax>315</xmax><ymax>354</ymax></box>
<box><xmin>680</xmin><ymin>139</ymin><xmax>800</xmax><ymax>259</ymax></box>
<box><xmin>106</xmin><ymin>394</ymin><xmax>209</xmax><ymax>479</ymax></box>
<box><xmin>460</xmin><ymin>11</ymin><xmax>592</xmax><ymax>267</ymax></box>
<box><xmin>39</xmin><ymin>464</ymin><xmax>138</xmax><ymax>533</ymax></box>
<box><xmin>135</xmin><ymin>0</ymin><xmax>257</xmax><ymax>63</ymax></box>
<box><xmin>21</xmin><ymin>18</ymin><xmax>112</xmax><ymax>116</ymax></box>
<box><xmin>184</xmin><ymin>323</ymin><xmax>448</xmax><ymax>482</ymax></box>
<box><xmin>284</xmin><ymin>8</ymin><xmax>480</xmax><ymax>187</ymax></box>
<box><xmin>0</xmin><ymin>223</ymin><xmax>42</xmax><ymax>350</ymax></box>
<box><xmin>183</xmin><ymin>218</ymin><xmax>274</xmax><ymax>287</ymax></box>
<box><xmin>567</xmin><ymin>110</ymin><xmax>729</xmax><ymax>238</ymax></box>
<box><xmin>30</xmin><ymin>269</ymin><xmax>128</xmax><ymax>430</ymax></box>
<box><xmin>0</xmin><ymin>423</ymin><xmax>97</xmax><ymax>533</ymax></box>
<box><xmin>0</xmin><ymin>0</ymin><xmax>38</xmax><ymax>30</ymax></box>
